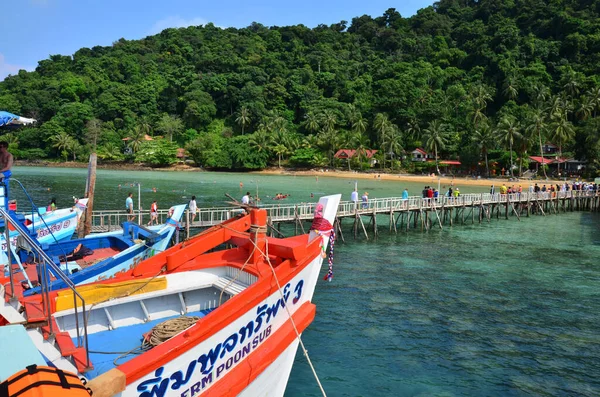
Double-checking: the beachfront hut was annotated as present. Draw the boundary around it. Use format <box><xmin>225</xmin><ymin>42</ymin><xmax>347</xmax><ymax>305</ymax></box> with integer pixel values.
<box><xmin>433</xmin><ymin>160</ymin><xmax>462</xmax><ymax>174</ymax></box>
<box><xmin>0</xmin><ymin>111</ymin><xmax>36</xmax><ymax>128</ymax></box>
<box><xmin>411</xmin><ymin>148</ymin><xmax>429</xmax><ymax>162</ymax></box>
<box><xmin>334</xmin><ymin>149</ymin><xmax>378</xmax><ymax>167</ymax></box>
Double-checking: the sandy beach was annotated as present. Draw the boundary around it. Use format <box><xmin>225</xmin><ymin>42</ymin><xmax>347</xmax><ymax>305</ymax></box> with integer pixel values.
<box><xmin>253</xmin><ymin>168</ymin><xmax>568</xmax><ymax>188</ymax></box>
<box><xmin>15</xmin><ymin>160</ymin><xmax>570</xmax><ymax>188</ymax></box>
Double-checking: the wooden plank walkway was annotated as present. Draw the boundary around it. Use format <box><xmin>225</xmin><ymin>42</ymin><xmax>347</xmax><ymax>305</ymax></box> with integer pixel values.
<box><xmin>90</xmin><ymin>191</ymin><xmax>600</xmax><ymax>239</ymax></box>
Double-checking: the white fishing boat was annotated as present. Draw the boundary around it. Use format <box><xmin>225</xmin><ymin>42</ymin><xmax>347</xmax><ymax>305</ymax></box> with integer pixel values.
<box><xmin>0</xmin><ymin>194</ymin><xmax>341</xmax><ymax>397</ymax></box>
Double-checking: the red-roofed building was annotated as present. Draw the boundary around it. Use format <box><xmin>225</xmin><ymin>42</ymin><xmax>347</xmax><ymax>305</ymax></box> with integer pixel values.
<box><xmin>334</xmin><ymin>149</ymin><xmax>378</xmax><ymax>167</ymax></box>
<box><xmin>334</xmin><ymin>149</ymin><xmax>356</xmax><ymax>159</ymax></box>
<box><xmin>334</xmin><ymin>149</ymin><xmax>378</xmax><ymax>159</ymax></box>
<box><xmin>411</xmin><ymin>148</ymin><xmax>430</xmax><ymax>162</ymax></box>
<box><xmin>529</xmin><ymin>156</ymin><xmax>555</xmax><ymax>165</ymax></box>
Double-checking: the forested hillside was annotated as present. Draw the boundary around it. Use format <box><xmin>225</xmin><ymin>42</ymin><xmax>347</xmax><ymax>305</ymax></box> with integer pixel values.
<box><xmin>1</xmin><ymin>0</ymin><xmax>600</xmax><ymax>176</ymax></box>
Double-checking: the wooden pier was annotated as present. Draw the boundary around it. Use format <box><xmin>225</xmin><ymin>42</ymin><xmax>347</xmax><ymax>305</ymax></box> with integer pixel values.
<box><xmin>90</xmin><ymin>191</ymin><xmax>600</xmax><ymax>240</ymax></box>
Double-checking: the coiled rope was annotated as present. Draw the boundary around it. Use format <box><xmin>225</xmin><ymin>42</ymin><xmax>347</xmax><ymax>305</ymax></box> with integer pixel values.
<box><xmin>142</xmin><ymin>316</ymin><xmax>200</xmax><ymax>348</ymax></box>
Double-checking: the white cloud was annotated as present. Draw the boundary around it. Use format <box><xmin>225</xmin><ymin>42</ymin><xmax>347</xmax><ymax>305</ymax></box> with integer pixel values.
<box><xmin>0</xmin><ymin>53</ymin><xmax>34</xmax><ymax>81</ymax></box>
<box><xmin>149</xmin><ymin>16</ymin><xmax>210</xmax><ymax>35</ymax></box>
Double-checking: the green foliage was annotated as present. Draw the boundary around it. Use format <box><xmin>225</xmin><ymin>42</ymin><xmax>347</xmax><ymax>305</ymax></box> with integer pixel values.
<box><xmin>290</xmin><ymin>147</ymin><xmax>323</xmax><ymax>167</ymax></box>
<box><xmin>134</xmin><ymin>139</ymin><xmax>178</xmax><ymax>167</ymax></box>
<box><xmin>2</xmin><ymin>1</ymin><xmax>600</xmax><ymax>175</ymax></box>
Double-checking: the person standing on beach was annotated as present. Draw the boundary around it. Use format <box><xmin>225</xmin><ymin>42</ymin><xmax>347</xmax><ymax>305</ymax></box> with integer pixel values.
<box><xmin>148</xmin><ymin>200</ymin><xmax>158</xmax><ymax>226</ymax></box>
<box><xmin>189</xmin><ymin>195</ymin><xmax>198</xmax><ymax>223</ymax></box>
<box><xmin>126</xmin><ymin>192</ymin><xmax>135</xmax><ymax>222</ymax></box>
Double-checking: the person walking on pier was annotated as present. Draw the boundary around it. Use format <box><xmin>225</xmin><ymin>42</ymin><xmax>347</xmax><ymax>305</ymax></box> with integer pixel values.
<box><xmin>361</xmin><ymin>192</ymin><xmax>369</xmax><ymax>209</ymax></box>
<box><xmin>189</xmin><ymin>195</ymin><xmax>198</xmax><ymax>223</ymax></box>
<box><xmin>126</xmin><ymin>192</ymin><xmax>135</xmax><ymax>222</ymax></box>
<box><xmin>402</xmin><ymin>188</ymin><xmax>409</xmax><ymax>209</ymax></box>
<box><xmin>148</xmin><ymin>200</ymin><xmax>158</xmax><ymax>226</ymax></box>
<box><xmin>351</xmin><ymin>188</ymin><xmax>359</xmax><ymax>209</ymax></box>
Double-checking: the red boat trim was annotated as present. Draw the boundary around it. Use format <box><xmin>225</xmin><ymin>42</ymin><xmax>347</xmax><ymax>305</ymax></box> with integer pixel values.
<box><xmin>118</xmin><ymin>236</ymin><xmax>321</xmax><ymax>384</ymax></box>
<box><xmin>204</xmin><ymin>302</ymin><xmax>316</xmax><ymax>396</ymax></box>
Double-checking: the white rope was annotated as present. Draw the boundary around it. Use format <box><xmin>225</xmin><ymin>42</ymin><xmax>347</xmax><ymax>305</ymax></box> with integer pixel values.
<box><xmin>216</xmin><ymin>222</ymin><xmax>327</xmax><ymax>396</ymax></box>
<box><xmin>252</xmin><ymin>234</ymin><xmax>328</xmax><ymax>397</ymax></box>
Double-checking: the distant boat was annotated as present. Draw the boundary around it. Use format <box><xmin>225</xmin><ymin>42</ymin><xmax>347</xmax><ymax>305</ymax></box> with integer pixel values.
<box><xmin>0</xmin><ymin>194</ymin><xmax>341</xmax><ymax>397</ymax></box>
<box><xmin>0</xmin><ymin>198</ymin><xmax>88</xmax><ymax>266</ymax></box>
<box><xmin>18</xmin><ymin>204</ymin><xmax>187</xmax><ymax>296</ymax></box>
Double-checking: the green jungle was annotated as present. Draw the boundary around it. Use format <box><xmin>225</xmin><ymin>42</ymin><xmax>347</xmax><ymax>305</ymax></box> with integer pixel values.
<box><xmin>1</xmin><ymin>0</ymin><xmax>600</xmax><ymax>178</ymax></box>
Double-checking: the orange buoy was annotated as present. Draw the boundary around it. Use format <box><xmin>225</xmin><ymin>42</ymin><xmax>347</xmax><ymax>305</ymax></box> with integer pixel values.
<box><xmin>0</xmin><ymin>365</ymin><xmax>91</xmax><ymax>397</ymax></box>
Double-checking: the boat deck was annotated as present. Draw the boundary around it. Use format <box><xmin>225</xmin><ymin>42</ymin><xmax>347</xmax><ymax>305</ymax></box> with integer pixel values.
<box><xmin>75</xmin><ymin>247</ymin><xmax>121</xmax><ymax>268</ymax></box>
<box><xmin>82</xmin><ymin>308</ymin><xmax>212</xmax><ymax>380</ymax></box>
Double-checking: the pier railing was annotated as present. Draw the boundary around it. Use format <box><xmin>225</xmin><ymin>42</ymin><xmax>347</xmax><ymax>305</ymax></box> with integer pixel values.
<box><xmin>89</xmin><ymin>190</ymin><xmax>598</xmax><ymax>233</ymax></box>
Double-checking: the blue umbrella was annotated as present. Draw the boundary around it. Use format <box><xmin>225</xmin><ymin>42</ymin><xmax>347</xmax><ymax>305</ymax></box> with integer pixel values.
<box><xmin>0</xmin><ymin>111</ymin><xmax>36</xmax><ymax>127</ymax></box>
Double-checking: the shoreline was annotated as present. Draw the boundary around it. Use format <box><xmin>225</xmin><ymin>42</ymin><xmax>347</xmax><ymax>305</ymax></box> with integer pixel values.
<box><xmin>14</xmin><ymin>161</ymin><xmax>571</xmax><ymax>187</ymax></box>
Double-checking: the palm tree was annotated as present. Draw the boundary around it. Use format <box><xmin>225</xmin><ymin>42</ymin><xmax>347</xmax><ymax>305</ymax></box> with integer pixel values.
<box><xmin>495</xmin><ymin>117</ymin><xmax>522</xmax><ymax>177</ymax></box>
<box><xmin>586</xmin><ymin>86</ymin><xmax>600</xmax><ymax>117</ymax></box>
<box><xmin>268</xmin><ymin>116</ymin><xmax>295</xmax><ymax>167</ymax></box>
<box><xmin>406</xmin><ymin>120</ymin><xmax>421</xmax><ymax>140</ymax></box>
<box><xmin>138</xmin><ymin>119</ymin><xmax>153</xmax><ymax>137</ymax></box>
<box><xmin>127</xmin><ymin>125</ymin><xmax>146</xmax><ymax>154</ymax></box>
<box><xmin>348</xmin><ymin>130</ymin><xmax>370</xmax><ymax>169</ymax></box>
<box><xmin>322</xmin><ymin>110</ymin><xmax>337</xmax><ymax>132</ymax></box>
<box><xmin>301</xmin><ymin>134</ymin><xmax>320</xmax><ymax>149</ymax></box>
<box><xmin>346</xmin><ymin>103</ymin><xmax>361</xmax><ymax>125</ymax></box>
<box><xmin>352</xmin><ymin>115</ymin><xmax>368</xmax><ymax>136</ymax></box>
<box><xmin>517</xmin><ymin>125</ymin><xmax>534</xmax><ymax>177</ymax></box>
<box><xmin>471</xmin><ymin>84</ymin><xmax>493</xmax><ymax>111</ymax></box>
<box><xmin>303</xmin><ymin>111</ymin><xmax>321</xmax><ymax>134</ymax></box>
<box><xmin>272</xmin><ymin>144</ymin><xmax>288</xmax><ymax>168</ymax></box>
<box><xmin>503</xmin><ymin>75</ymin><xmax>519</xmax><ymax>101</ymax></box>
<box><xmin>470</xmin><ymin>84</ymin><xmax>493</xmax><ymax>130</ymax></box>
<box><xmin>373</xmin><ymin>113</ymin><xmax>392</xmax><ymax>168</ymax></box>
<box><xmin>373</xmin><ymin>113</ymin><xmax>390</xmax><ymax>144</ymax></box>
<box><xmin>532</xmin><ymin>85</ymin><xmax>550</xmax><ymax>107</ymax></box>
<box><xmin>471</xmin><ymin>123</ymin><xmax>495</xmax><ymax>177</ymax></box>
<box><xmin>525</xmin><ymin>107</ymin><xmax>549</xmax><ymax>179</ymax></box>
<box><xmin>248</xmin><ymin>129</ymin><xmax>271</xmax><ymax>153</ymax></box>
<box><xmin>563</xmin><ymin>74</ymin><xmax>580</xmax><ymax>98</ymax></box>
<box><xmin>98</xmin><ymin>142</ymin><xmax>122</xmax><ymax>161</ymax></box>
<box><xmin>318</xmin><ymin>127</ymin><xmax>339</xmax><ymax>167</ymax></box>
<box><xmin>235</xmin><ymin>106</ymin><xmax>251</xmax><ymax>135</ymax></box>
<box><xmin>550</xmin><ymin>116</ymin><xmax>575</xmax><ymax>176</ymax></box>
<box><xmin>384</xmin><ymin>125</ymin><xmax>403</xmax><ymax>170</ymax></box>
<box><xmin>422</xmin><ymin>120</ymin><xmax>449</xmax><ymax>175</ymax></box>
<box><xmin>49</xmin><ymin>131</ymin><xmax>77</xmax><ymax>161</ymax></box>
<box><xmin>156</xmin><ymin>114</ymin><xmax>184</xmax><ymax>142</ymax></box>
<box><xmin>577</xmin><ymin>96</ymin><xmax>595</xmax><ymax>121</ymax></box>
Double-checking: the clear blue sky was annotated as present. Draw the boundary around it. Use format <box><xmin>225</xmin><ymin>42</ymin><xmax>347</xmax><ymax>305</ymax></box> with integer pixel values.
<box><xmin>0</xmin><ymin>0</ymin><xmax>433</xmax><ymax>80</ymax></box>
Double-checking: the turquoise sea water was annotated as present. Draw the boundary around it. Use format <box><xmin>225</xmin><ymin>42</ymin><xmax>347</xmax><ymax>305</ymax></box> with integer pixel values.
<box><xmin>8</xmin><ymin>167</ymin><xmax>600</xmax><ymax>396</ymax></box>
